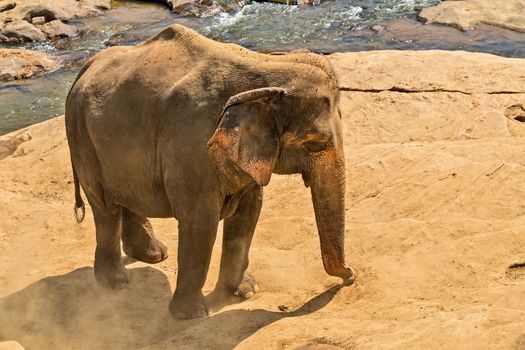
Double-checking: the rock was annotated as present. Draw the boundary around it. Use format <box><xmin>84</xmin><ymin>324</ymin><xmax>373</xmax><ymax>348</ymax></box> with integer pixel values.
<box><xmin>371</xmin><ymin>24</ymin><xmax>385</xmax><ymax>33</ymax></box>
<box><xmin>166</xmin><ymin>0</ymin><xmax>235</xmax><ymax>16</ymax></box>
<box><xmin>329</xmin><ymin>51</ymin><xmax>525</xmax><ymax>144</ymax></box>
<box><xmin>40</xmin><ymin>20</ymin><xmax>79</xmax><ymax>40</ymax></box>
<box><xmin>418</xmin><ymin>0</ymin><xmax>525</xmax><ymax>32</ymax></box>
<box><xmin>93</xmin><ymin>0</ymin><xmax>111</xmax><ymax>10</ymax></box>
<box><xmin>167</xmin><ymin>0</ymin><xmax>194</xmax><ymax>13</ymax></box>
<box><xmin>329</xmin><ymin>50</ymin><xmax>525</xmax><ymax>94</ymax></box>
<box><xmin>12</xmin><ymin>0</ymin><xmax>112</xmax><ymax>21</ymax></box>
<box><xmin>0</xmin><ymin>48</ymin><xmax>61</xmax><ymax>81</ymax></box>
<box><xmin>0</xmin><ymin>20</ymin><xmax>46</xmax><ymax>42</ymax></box>
<box><xmin>0</xmin><ymin>2</ymin><xmax>16</xmax><ymax>13</ymax></box>
<box><xmin>0</xmin><ymin>0</ymin><xmax>111</xmax><ymax>43</ymax></box>
<box><xmin>505</xmin><ymin>104</ymin><xmax>525</xmax><ymax>123</ymax></box>
<box><xmin>105</xmin><ymin>32</ymin><xmax>141</xmax><ymax>47</ymax></box>
<box><xmin>0</xmin><ymin>131</ymin><xmax>31</xmax><ymax>160</ymax></box>
<box><xmin>167</xmin><ymin>0</ymin><xmax>211</xmax><ymax>16</ymax></box>
<box><xmin>31</xmin><ymin>15</ymin><xmax>45</xmax><ymax>25</ymax></box>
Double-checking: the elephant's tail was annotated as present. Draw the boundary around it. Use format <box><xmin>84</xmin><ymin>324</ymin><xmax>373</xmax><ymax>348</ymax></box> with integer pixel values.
<box><xmin>73</xmin><ymin>165</ymin><xmax>85</xmax><ymax>223</ymax></box>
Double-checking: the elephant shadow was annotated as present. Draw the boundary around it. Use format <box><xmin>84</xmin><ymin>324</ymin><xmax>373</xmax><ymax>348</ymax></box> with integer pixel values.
<box><xmin>0</xmin><ymin>266</ymin><xmax>347</xmax><ymax>349</ymax></box>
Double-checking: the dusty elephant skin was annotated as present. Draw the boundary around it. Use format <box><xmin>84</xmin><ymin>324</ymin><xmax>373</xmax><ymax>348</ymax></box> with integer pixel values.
<box><xmin>65</xmin><ymin>24</ymin><xmax>356</xmax><ymax>319</ymax></box>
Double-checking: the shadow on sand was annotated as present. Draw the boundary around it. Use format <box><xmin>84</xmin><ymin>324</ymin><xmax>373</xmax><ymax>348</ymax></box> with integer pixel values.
<box><xmin>0</xmin><ymin>266</ymin><xmax>349</xmax><ymax>349</ymax></box>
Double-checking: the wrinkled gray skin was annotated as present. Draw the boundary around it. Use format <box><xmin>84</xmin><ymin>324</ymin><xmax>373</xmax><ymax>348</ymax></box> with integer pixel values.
<box><xmin>65</xmin><ymin>24</ymin><xmax>356</xmax><ymax>319</ymax></box>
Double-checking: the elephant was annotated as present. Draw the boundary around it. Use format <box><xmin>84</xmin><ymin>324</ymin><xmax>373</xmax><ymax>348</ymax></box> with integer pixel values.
<box><xmin>65</xmin><ymin>24</ymin><xmax>356</xmax><ymax>319</ymax></box>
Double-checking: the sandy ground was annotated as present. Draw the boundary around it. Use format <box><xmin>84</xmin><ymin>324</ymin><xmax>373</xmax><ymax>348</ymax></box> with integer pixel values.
<box><xmin>0</xmin><ymin>50</ymin><xmax>525</xmax><ymax>350</ymax></box>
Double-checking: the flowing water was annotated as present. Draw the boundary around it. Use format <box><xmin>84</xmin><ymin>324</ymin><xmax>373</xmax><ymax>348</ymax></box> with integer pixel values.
<box><xmin>1</xmin><ymin>0</ymin><xmax>525</xmax><ymax>135</ymax></box>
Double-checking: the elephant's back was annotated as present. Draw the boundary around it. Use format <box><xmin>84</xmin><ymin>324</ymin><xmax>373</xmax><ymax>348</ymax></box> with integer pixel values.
<box><xmin>64</xmin><ymin>27</ymin><xmax>226</xmax><ymax>217</ymax></box>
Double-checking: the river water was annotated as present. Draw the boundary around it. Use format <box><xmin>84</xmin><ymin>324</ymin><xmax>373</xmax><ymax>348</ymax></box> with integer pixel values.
<box><xmin>1</xmin><ymin>0</ymin><xmax>525</xmax><ymax>135</ymax></box>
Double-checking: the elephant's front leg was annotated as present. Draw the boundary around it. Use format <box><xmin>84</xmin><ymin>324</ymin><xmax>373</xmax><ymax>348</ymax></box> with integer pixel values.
<box><xmin>215</xmin><ymin>185</ymin><xmax>262</xmax><ymax>298</ymax></box>
<box><xmin>169</xmin><ymin>200</ymin><xmax>220</xmax><ymax>319</ymax></box>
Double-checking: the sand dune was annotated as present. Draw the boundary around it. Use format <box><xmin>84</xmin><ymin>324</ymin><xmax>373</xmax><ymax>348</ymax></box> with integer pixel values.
<box><xmin>0</xmin><ymin>50</ymin><xmax>524</xmax><ymax>350</ymax></box>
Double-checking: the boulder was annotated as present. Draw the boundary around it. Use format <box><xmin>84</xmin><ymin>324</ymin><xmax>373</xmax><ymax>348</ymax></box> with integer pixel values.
<box><xmin>0</xmin><ymin>48</ymin><xmax>61</xmax><ymax>81</ymax></box>
<box><xmin>2</xmin><ymin>0</ymin><xmax>112</xmax><ymax>21</ymax></box>
<box><xmin>167</xmin><ymin>0</ymin><xmax>220</xmax><ymax>16</ymax></box>
<box><xmin>0</xmin><ymin>20</ymin><xmax>46</xmax><ymax>42</ymax></box>
<box><xmin>419</xmin><ymin>0</ymin><xmax>525</xmax><ymax>32</ymax></box>
<box><xmin>167</xmin><ymin>0</ymin><xmax>195</xmax><ymax>14</ymax></box>
<box><xmin>40</xmin><ymin>20</ymin><xmax>80</xmax><ymax>40</ymax></box>
<box><xmin>0</xmin><ymin>0</ymin><xmax>111</xmax><ymax>43</ymax></box>
<box><xmin>93</xmin><ymin>0</ymin><xmax>112</xmax><ymax>10</ymax></box>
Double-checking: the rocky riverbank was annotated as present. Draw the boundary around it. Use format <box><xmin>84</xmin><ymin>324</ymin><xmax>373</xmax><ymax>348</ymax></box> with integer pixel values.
<box><xmin>0</xmin><ymin>0</ymin><xmax>234</xmax><ymax>44</ymax></box>
<box><xmin>1</xmin><ymin>0</ymin><xmax>525</xmax><ymax>48</ymax></box>
<box><xmin>0</xmin><ymin>0</ymin><xmax>111</xmax><ymax>43</ymax></box>
<box><xmin>0</xmin><ymin>49</ymin><xmax>524</xmax><ymax>349</ymax></box>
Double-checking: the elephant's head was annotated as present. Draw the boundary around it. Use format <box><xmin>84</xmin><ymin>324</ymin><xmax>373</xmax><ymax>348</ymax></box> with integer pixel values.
<box><xmin>208</xmin><ymin>70</ymin><xmax>355</xmax><ymax>282</ymax></box>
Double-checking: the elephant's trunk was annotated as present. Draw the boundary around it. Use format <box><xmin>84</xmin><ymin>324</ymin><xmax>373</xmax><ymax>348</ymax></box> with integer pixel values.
<box><xmin>307</xmin><ymin>147</ymin><xmax>355</xmax><ymax>282</ymax></box>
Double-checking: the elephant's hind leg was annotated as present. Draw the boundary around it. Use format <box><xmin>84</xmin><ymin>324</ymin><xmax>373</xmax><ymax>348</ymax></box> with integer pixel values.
<box><xmin>122</xmin><ymin>208</ymin><xmax>168</xmax><ymax>264</ymax></box>
<box><xmin>91</xmin><ymin>204</ymin><xmax>129</xmax><ymax>290</ymax></box>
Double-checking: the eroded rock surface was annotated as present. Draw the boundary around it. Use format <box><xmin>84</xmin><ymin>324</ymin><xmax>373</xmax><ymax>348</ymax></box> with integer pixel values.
<box><xmin>0</xmin><ymin>0</ymin><xmax>111</xmax><ymax>43</ymax></box>
<box><xmin>0</xmin><ymin>48</ymin><xmax>61</xmax><ymax>81</ymax></box>
<box><xmin>39</xmin><ymin>19</ymin><xmax>80</xmax><ymax>40</ymax></box>
<box><xmin>329</xmin><ymin>50</ymin><xmax>525</xmax><ymax>94</ymax></box>
<box><xmin>142</xmin><ymin>0</ymin><xmax>237</xmax><ymax>17</ymax></box>
<box><xmin>0</xmin><ymin>19</ymin><xmax>45</xmax><ymax>42</ymax></box>
<box><xmin>419</xmin><ymin>0</ymin><xmax>525</xmax><ymax>32</ymax></box>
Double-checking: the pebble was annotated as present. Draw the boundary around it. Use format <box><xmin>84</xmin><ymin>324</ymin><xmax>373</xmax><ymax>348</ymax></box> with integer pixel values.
<box><xmin>32</xmin><ymin>16</ymin><xmax>46</xmax><ymax>25</ymax></box>
<box><xmin>371</xmin><ymin>25</ymin><xmax>385</xmax><ymax>33</ymax></box>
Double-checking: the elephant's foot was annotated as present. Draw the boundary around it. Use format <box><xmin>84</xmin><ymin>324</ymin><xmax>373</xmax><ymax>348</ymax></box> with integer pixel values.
<box><xmin>214</xmin><ymin>272</ymin><xmax>260</xmax><ymax>299</ymax></box>
<box><xmin>236</xmin><ymin>273</ymin><xmax>259</xmax><ymax>298</ymax></box>
<box><xmin>94</xmin><ymin>251</ymin><xmax>129</xmax><ymax>290</ymax></box>
<box><xmin>169</xmin><ymin>292</ymin><xmax>208</xmax><ymax>319</ymax></box>
<box><xmin>123</xmin><ymin>237</ymin><xmax>168</xmax><ymax>264</ymax></box>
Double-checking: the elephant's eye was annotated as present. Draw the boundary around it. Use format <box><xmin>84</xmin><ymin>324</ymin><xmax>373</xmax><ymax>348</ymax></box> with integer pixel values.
<box><xmin>303</xmin><ymin>140</ymin><xmax>328</xmax><ymax>152</ymax></box>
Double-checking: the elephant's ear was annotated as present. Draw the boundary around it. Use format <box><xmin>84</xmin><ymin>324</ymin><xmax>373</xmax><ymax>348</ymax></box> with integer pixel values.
<box><xmin>207</xmin><ymin>87</ymin><xmax>287</xmax><ymax>186</ymax></box>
